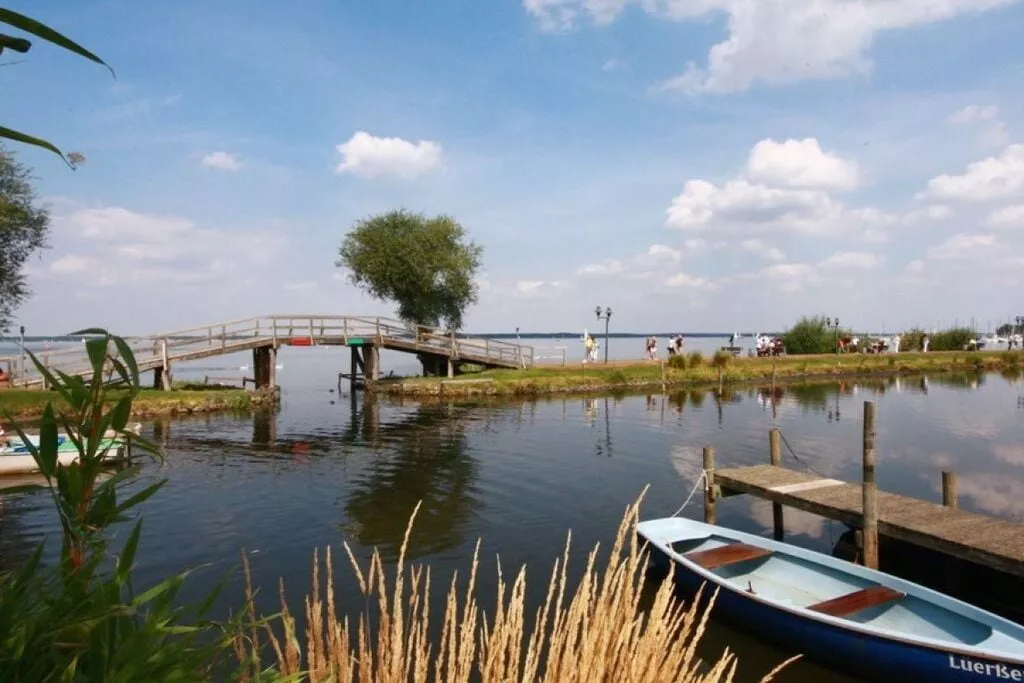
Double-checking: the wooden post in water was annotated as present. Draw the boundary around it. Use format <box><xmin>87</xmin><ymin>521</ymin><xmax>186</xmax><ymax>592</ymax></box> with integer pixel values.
<box><xmin>770</xmin><ymin>428</ymin><xmax>784</xmax><ymax>540</ymax></box>
<box><xmin>942</xmin><ymin>471</ymin><xmax>958</xmax><ymax>509</ymax></box>
<box><xmin>703</xmin><ymin>446</ymin><xmax>716</xmax><ymax>524</ymax></box>
<box><xmin>862</xmin><ymin>400</ymin><xmax>879</xmax><ymax>569</ymax></box>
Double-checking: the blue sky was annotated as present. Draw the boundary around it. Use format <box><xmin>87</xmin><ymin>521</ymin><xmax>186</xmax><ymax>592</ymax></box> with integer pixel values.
<box><xmin>7</xmin><ymin>0</ymin><xmax>1024</xmax><ymax>334</ymax></box>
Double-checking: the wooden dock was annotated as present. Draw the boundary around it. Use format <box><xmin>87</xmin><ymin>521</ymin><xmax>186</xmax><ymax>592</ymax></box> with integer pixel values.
<box><xmin>713</xmin><ymin>463</ymin><xmax>1024</xmax><ymax>578</ymax></box>
<box><xmin>702</xmin><ymin>400</ymin><xmax>1024</xmax><ymax>579</ymax></box>
<box><xmin>0</xmin><ymin>314</ymin><xmax>534</xmax><ymax>390</ymax></box>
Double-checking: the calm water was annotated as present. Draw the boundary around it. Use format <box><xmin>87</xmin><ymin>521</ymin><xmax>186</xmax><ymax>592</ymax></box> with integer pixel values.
<box><xmin>2</xmin><ymin>347</ymin><xmax>1023</xmax><ymax>681</ymax></box>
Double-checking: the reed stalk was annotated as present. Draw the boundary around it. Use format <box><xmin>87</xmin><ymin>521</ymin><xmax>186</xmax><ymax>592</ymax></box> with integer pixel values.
<box><xmin>238</xmin><ymin>495</ymin><xmax>796</xmax><ymax>682</ymax></box>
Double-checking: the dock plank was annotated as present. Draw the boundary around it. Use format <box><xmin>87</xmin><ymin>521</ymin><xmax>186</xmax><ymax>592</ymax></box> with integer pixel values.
<box><xmin>715</xmin><ymin>465</ymin><xmax>1024</xmax><ymax>578</ymax></box>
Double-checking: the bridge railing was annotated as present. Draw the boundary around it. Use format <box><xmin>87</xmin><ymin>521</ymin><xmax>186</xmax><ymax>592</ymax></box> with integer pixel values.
<box><xmin>0</xmin><ymin>314</ymin><xmax>534</xmax><ymax>385</ymax></box>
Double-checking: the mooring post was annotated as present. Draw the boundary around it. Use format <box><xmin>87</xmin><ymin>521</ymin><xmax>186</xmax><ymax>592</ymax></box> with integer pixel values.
<box><xmin>770</xmin><ymin>428</ymin><xmax>784</xmax><ymax>540</ymax></box>
<box><xmin>942</xmin><ymin>471</ymin><xmax>958</xmax><ymax>508</ymax></box>
<box><xmin>661</xmin><ymin>360</ymin><xmax>667</xmax><ymax>393</ymax></box>
<box><xmin>703</xmin><ymin>446</ymin><xmax>716</xmax><ymax>524</ymax></box>
<box><xmin>862</xmin><ymin>400</ymin><xmax>878</xmax><ymax>569</ymax></box>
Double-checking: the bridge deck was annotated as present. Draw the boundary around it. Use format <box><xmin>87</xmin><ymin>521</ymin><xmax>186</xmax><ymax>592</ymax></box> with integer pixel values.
<box><xmin>0</xmin><ymin>315</ymin><xmax>532</xmax><ymax>387</ymax></box>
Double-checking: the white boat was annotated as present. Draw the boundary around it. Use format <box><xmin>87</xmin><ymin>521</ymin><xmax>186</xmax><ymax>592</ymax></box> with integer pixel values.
<box><xmin>0</xmin><ymin>435</ymin><xmax>129</xmax><ymax>475</ymax></box>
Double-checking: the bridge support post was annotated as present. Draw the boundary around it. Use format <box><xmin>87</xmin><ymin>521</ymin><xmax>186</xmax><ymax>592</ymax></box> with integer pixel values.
<box><xmin>253</xmin><ymin>346</ymin><xmax>277</xmax><ymax>390</ymax></box>
<box><xmin>447</xmin><ymin>358</ymin><xmax>455</xmax><ymax>378</ymax></box>
<box><xmin>153</xmin><ymin>367</ymin><xmax>163</xmax><ymax>390</ymax></box>
<box><xmin>363</xmin><ymin>345</ymin><xmax>379</xmax><ymax>382</ymax></box>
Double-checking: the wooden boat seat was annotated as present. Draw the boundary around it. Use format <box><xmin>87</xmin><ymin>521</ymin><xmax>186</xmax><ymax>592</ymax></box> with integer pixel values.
<box><xmin>808</xmin><ymin>585</ymin><xmax>905</xmax><ymax>618</ymax></box>
<box><xmin>685</xmin><ymin>543</ymin><xmax>773</xmax><ymax>570</ymax></box>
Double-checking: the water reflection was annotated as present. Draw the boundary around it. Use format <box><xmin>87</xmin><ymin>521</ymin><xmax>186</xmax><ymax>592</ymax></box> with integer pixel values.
<box><xmin>341</xmin><ymin>402</ymin><xmax>480</xmax><ymax>562</ymax></box>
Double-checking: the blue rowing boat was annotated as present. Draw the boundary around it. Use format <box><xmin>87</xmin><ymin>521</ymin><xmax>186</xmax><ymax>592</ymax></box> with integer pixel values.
<box><xmin>637</xmin><ymin>517</ymin><xmax>1024</xmax><ymax>682</ymax></box>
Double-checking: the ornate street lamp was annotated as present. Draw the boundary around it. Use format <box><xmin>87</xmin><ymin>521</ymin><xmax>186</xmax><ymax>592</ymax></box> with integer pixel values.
<box><xmin>595</xmin><ymin>306</ymin><xmax>613</xmax><ymax>364</ymax></box>
<box><xmin>826</xmin><ymin>317</ymin><xmax>840</xmax><ymax>354</ymax></box>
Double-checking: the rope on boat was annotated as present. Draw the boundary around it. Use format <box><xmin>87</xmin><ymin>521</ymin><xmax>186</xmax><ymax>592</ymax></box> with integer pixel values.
<box><xmin>671</xmin><ymin>469</ymin><xmax>709</xmax><ymax>517</ymax></box>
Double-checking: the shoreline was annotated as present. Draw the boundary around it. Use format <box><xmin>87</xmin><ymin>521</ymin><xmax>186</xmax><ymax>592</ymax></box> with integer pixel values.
<box><xmin>374</xmin><ymin>350</ymin><xmax>1023</xmax><ymax>398</ymax></box>
<box><xmin>0</xmin><ymin>388</ymin><xmax>275</xmax><ymax>422</ymax></box>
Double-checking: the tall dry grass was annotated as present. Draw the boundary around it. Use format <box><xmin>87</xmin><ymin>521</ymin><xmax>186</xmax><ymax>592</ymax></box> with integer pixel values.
<box><xmin>236</xmin><ymin>496</ymin><xmax>795</xmax><ymax>682</ymax></box>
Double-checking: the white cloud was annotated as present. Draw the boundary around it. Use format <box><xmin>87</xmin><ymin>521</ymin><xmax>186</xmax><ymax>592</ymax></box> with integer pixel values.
<box><xmin>50</xmin><ymin>254</ymin><xmax>97</xmax><ymax>274</ymax></box>
<box><xmin>902</xmin><ymin>205</ymin><xmax>954</xmax><ymax>224</ymax></box>
<box><xmin>335</xmin><ymin>131</ymin><xmax>443</xmax><ymax>180</ymax></box>
<box><xmin>664</xmin><ymin>137</ymin><xmax>891</xmax><ymax>237</ymax></box>
<box><xmin>759</xmin><ymin>262</ymin><xmax>821</xmax><ymax>293</ymax></box>
<box><xmin>526</xmin><ymin>0</ymin><xmax>1019</xmax><ymax>93</ymax></box>
<box><xmin>45</xmin><ymin>206</ymin><xmax>286</xmax><ymax>288</ymax></box>
<box><xmin>602</xmin><ymin>58</ymin><xmax>620</xmax><ymax>71</ymax></box>
<box><xmin>746</xmin><ymin>138</ymin><xmax>860</xmax><ymax>191</ymax></box>
<box><xmin>512</xmin><ymin>280</ymin><xmax>571</xmax><ymax>298</ymax></box>
<box><xmin>663</xmin><ymin>272</ymin><xmax>710</xmax><ymax>288</ymax></box>
<box><xmin>922</xmin><ymin>144</ymin><xmax>1024</xmax><ymax>202</ymax></box>
<box><xmin>988</xmin><ymin>204</ymin><xmax>1024</xmax><ymax>229</ymax></box>
<box><xmin>818</xmin><ymin>251</ymin><xmax>883</xmax><ymax>269</ymax></box>
<box><xmin>926</xmin><ymin>233</ymin><xmax>998</xmax><ymax>260</ymax></box>
<box><xmin>948</xmin><ymin>104</ymin><xmax>1001</xmax><ymax>125</ymax></box>
<box><xmin>740</xmin><ymin>239</ymin><xmax>785</xmax><ymax>261</ymax></box>
<box><xmin>575</xmin><ymin>259</ymin><xmax>625</xmax><ymax>276</ymax></box>
<box><xmin>201</xmin><ymin>151</ymin><xmax>244</xmax><ymax>171</ymax></box>
<box><xmin>905</xmin><ymin>260</ymin><xmax>925</xmax><ymax>274</ymax></box>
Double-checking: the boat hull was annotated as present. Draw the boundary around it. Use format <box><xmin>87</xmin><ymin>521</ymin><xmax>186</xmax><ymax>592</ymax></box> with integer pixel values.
<box><xmin>642</xmin><ymin>531</ymin><xmax>1024</xmax><ymax>683</ymax></box>
<box><xmin>0</xmin><ymin>445</ymin><xmax>126</xmax><ymax>475</ymax></box>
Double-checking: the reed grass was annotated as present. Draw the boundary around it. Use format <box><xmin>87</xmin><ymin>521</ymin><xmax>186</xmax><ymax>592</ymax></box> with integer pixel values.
<box><xmin>0</xmin><ymin>387</ymin><xmax>261</xmax><ymax>420</ymax></box>
<box><xmin>238</xmin><ymin>496</ymin><xmax>796</xmax><ymax>682</ymax></box>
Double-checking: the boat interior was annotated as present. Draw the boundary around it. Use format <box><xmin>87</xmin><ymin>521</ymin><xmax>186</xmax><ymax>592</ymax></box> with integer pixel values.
<box><xmin>667</xmin><ymin>535</ymin><xmax>1023</xmax><ymax>653</ymax></box>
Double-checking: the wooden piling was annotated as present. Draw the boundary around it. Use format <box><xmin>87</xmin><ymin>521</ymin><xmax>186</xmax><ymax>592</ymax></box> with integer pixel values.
<box><xmin>862</xmin><ymin>400</ymin><xmax>878</xmax><ymax>569</ymax></box>
<box><xmin>942</xmin><ymin>471</ymin><xmax>958</xmax><ymax>509</ymax></box>
<box><xmin>769</xmin><ymin>428</ymin><xmax>784</xmax><ymax>540</ymax></box>
<box><xmin>703</xmin><ymin>446</ymin><xmax>716</xmax><ymax>524</ymax></box>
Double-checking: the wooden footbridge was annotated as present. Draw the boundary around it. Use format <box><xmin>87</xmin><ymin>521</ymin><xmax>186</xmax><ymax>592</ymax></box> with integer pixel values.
<box><xmin>0</xmin><ymin>315</ymin><xmax>533</xmax><ymax>390</ymax></box>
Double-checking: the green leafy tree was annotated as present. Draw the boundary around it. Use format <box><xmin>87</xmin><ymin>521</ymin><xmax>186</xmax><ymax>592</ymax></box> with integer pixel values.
<box><xmin>1</xmin><ymin>7</ymin><xmax>112</xmax><ymax>163</ymax></box>
<box><xmin>0</xmin><ymin>147</ymin><xmax>49</xmax><ymax>332</ymax></box>
<box><xmin>337</xmin><ymin>209</ymin><xmax>483</xmax><ymax>330</ymax></box>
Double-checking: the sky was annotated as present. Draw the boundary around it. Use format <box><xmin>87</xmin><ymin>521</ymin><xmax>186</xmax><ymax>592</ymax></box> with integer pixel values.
<box><xmin>5</xmin><ymin>0</ymin><xmax>1024</xmax><ymax>335</ymax></box>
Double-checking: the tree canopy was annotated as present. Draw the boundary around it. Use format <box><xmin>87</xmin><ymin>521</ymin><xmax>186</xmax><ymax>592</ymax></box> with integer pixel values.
<box><xmin>337</xmin><ymin>210</ymin><xmax>483</xmax><ymax>331</ymax></box>
<box><xmin>0</xmin><ymin>147</ymin><xmax>49</xmax><ymax>331</ymax></box>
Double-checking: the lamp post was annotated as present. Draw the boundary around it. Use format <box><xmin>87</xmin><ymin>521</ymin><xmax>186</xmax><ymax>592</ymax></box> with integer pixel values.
<box><xmin>826</xmin><ymin>317</ymin><xmax>840</xmax><ymax>354</ymax></box>
<box><xmin>595</xmin><ymin>306</ymin><xmax>612</xmax><ymax>364</ymax></box>
<box><xmin>1016</xmin><ymin>316</ymin><xmax>1024</xmax><ymax>335</ymax></box>
<box><xmin>19</xmin><ymin>325</ymin><xmax>25</xmax><ymax>381</ymax></box>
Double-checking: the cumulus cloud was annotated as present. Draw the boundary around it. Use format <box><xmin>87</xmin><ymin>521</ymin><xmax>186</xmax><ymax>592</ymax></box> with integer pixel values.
<box><xmin>664</xmin><ymin>137</ymin><xmax>889</xmax><ymax>236</ymax></box>
<box><xmin>921</xmin><ymin>144</ymin><xmax>1024</xmax><ymax>202</ymax></box>
<box><xmin>987</xmin><ymin>204</ymin><xmax>1024</xmax><ymax>229</ymax></box>
<box><xmin>524</xmin><ymin>0</ymin><xmax>1017</xmax><ymax>93</ymax></box>
<box><xmin>758</xmin><ymin>262</ymin><xmax>821</xmax><ymax>293</ymax></box>
<box><xmin>335</xmin><ymin>131</ymin><xmax>443</xmax><ymax>180</ymax></box>
<box><xmin>926</xmin><ymin>233</ymin><xmax>997</xmax><ymax>260</ymax></box>
<box><xmin>948</xmin><ymin>104</ymin><xmax>1001</xmax><ymax>125</ymax></box>
<box><xmin>44</xmin><ymin>206</ymin><xmax>286</xmax><ymax>288</ymax></box>
<box><xmin>575</xmin><ymin>242</ymin><xmax>705</xmax><ymax>280</ymax></box>
<box><xmin>905</xmin><ymin>260</ymin><xmax>924</xmax><ymax>274</ymax></box>
<box><xmin>746</xmin><ymin>138</ymin><xmax>860</xmax><ymax>190</ymax></box>
<box><xmin>201</xmin><ymin>151</ymin><xmax>244</xmax><ymax>171</ymax></box>
<box><xmin>740</xmin><ymin>239</ymin><xmax>785</xmax><ymax>261</ymax></box>
<box><xmin>663</xmin><ymin>272</ymin><xmax>710</xmax><ymax>288</ymax></box>
<box><xmin>818</xmin><ymin>251</ymin><xmax>883</xmax><ymax>269</ymax></box>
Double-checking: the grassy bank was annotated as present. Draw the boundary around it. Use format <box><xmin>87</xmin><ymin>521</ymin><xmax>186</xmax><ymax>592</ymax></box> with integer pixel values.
<box><xmin>0</xmin><ymin>387</ymin><xmax>272</xmax><ymax>421</ymax></box>
<box><xmin>378</xmin><ymin>350</ymin><xmax>1024</xmax><ymax>398</ymax></box>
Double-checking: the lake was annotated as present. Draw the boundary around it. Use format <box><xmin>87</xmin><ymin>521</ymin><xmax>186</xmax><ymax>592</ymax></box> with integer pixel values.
<box><xmin>1</xmin><ymin>347</ymin><xmax>1023</xmax><ymax>681</ymax></box>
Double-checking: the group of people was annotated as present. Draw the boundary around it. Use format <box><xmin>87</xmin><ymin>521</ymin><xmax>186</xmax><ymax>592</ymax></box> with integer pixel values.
<box><xmin>582</xmin><ymin>334</ymin><xmax>600</xmax><ymax>363</ymax></box>
<box><xmin>643</xmin><ymin>335</ymin><xmax>685</xmax><ymax>360</ymax></box>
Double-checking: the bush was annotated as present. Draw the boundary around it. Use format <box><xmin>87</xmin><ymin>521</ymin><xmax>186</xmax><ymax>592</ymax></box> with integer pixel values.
<box><xmin>711</xmin><ymin>349</ymin><xmax>733</xmax><ymax>368</ymax></box>
<box><xmin>667</xmin><ymin>354</ymin><xmax>686</xmax><ymax>370</ymax></box>
<box><xmin>687</xmin><ymin>351</ymin><xmax>705</xmax><ymax>367</ymax></box>
<box><xmin>0</xmin><ymin>332</ymin><xmax>245</xmax><ymax>681</ymax></box>
<box><xmin>605</xmin><ymin>370</ymin><xmax>628</xmax><ymax>385</ymax></box>
<box><xmin>782</xmin><ymin>316</ymin><xmax>845</xmax><ymax>355</ymax></box>
<box><xmin>930</xmin><ymin>327</ymin><xmax>975</xmax><ymax>351</ymax></box>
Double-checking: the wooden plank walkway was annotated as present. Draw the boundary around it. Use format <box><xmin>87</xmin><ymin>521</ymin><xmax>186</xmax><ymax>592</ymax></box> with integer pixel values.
<box><xmin>0</xmin><ymin>314</ymin><xmax>534</xmax><ymax>388</ymax></box>
<box><xmin>715</xmin><ymin>464</ymin><xmax>1024</xmax><ymax>578</ymax></box>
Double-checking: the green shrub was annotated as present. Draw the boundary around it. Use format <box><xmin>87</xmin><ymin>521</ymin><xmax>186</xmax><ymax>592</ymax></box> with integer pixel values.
<box><xmin>711</xmin><ymin>349</ymin><xmax>733</xmax><ymax>368</ymax></box>
<box><xmin>901</xmin><ymin>328</ymin><xmax>926</xmax><ymax>352</ymax></box>
<box><xmin>782</xmin><ymin>316</ymin><xmax>845</xmax><ymax>355</ymax></box>
<box><xmin>606</xmin><ymin>370</ymin><xmax>628</xmax><ymax>385</ymax></box>
<box><xmin>0</xmin><ymin>332</ymin><xmax>248</xmax><ymax>681</ymax></box>
<box><xmin>1002</xmin><ymin>350</ymin><xmax>1023</xmax><ymax>367</ymax></box>
<box><xmin>667</xmin><ymin>354</ymin><xmax>687</xmax><ymax>370</ymax></box>
<box><xmin>687</xmin><ymin>351</ymin><xmax>705</xmax><ymax>367</ymax></box>
<box><xmin>930</xmin><ymin>327</ymin><xmax>975</xmax><ymax>351</ymax></box>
